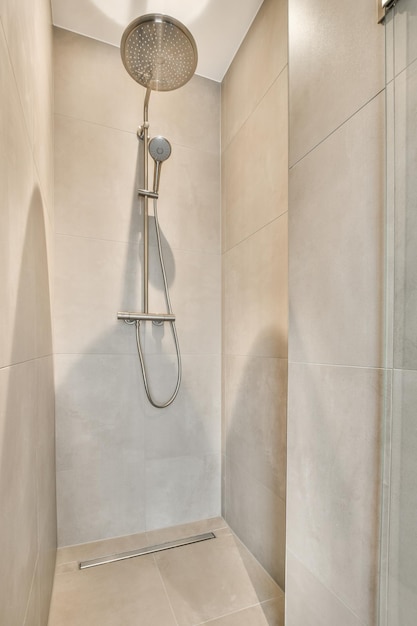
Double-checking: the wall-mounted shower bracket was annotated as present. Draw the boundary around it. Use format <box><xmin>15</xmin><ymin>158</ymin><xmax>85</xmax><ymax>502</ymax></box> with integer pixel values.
<box><xmin>137</xmin><ymin>122</ymin><xmax>149</xmax><ymax>140</ymax></box>
<box><xmin>138</xmin><ymin>188</ymin><xmax>159</xmax><ymax>199</ymax></box>
<box><xmin>117</xmin><ymin>311</ymin><xmax>176</xmax><ymax>323</ymax></box>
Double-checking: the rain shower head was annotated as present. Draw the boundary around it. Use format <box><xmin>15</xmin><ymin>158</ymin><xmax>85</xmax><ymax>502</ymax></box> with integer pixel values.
<box><xmin>120</xmin><ymin>13</ymin><xmax>198</xmax><ymax>92</ymax></box>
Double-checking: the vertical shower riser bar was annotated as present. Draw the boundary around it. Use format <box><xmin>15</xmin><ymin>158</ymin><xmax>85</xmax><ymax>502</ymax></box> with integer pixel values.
<box><xmin>141</xmin><ymin>87</ymin><xmax>152</xmax><ymax>314</ymax></box>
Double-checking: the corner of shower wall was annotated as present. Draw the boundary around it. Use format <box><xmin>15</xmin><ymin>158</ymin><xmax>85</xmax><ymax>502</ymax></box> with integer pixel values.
<box><xmin>221</xmin><ymin>0</ymin><xmax>289</xmax><ymax>589</ymax></box>
<box><xmin>286</xmin><ymin>0</ymin><xmax>385</xmax><ymax>624</ymax></box>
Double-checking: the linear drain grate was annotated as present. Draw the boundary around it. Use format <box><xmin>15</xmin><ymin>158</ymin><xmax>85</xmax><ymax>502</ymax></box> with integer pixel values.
<box><xmin>79</xmin><ymin>532</ymin><xmax>216</xmax><ymax>570</ymax></box>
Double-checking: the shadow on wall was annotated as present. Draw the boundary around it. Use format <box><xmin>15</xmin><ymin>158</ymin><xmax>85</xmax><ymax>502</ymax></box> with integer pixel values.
<box><xmin>54</xmin><ymin>142</ymin><xmax>220</xmax><ymax>547</ymax></box>
<box><xmin>224</xmin><ymin>326</ymin><xmax>288</xmax><ymax>592</ymax></box>
<box><xmin>0</xmin><ymin>187</ymin><xmax>55</xmax><ymax>625</ymax></box>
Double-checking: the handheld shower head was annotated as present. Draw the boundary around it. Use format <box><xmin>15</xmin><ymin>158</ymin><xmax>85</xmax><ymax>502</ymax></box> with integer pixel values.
<box><xmin>149</xmin><ymin>136</ymin><xmax>172</xmax><ymax>193</ymax></box>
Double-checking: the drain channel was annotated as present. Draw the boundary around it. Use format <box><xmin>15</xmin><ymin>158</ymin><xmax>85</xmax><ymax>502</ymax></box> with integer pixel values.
<box><xmin>79</xmin><ymin>531</ymin><xmax>216</xmax><ymax>570</ymax></box>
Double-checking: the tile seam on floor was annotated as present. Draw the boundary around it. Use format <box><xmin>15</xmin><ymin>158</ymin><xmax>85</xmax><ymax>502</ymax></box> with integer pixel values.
<box><xmin>153</xmin><ymin>553</ymin><xmax>180</xmax><ymax>626</ymax></box>
<box><xmin>195</xmin><ymin>600</ymin><xmax>264</xmax><ymax>625</ymax></box>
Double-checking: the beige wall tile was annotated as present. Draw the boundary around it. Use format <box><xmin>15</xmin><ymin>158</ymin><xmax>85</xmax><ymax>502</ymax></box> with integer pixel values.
<box><xmin>144</xmin><ymin>355</ymin><xmax>221</xmax><ymax>459</ymax></box>
<box><xmin>225</xmin><ymin>458</ymin><xmax>286</xmax><ymax>590</ymax></box>
<box><xmin>224</xmin><ymin>69</ymin><xmax>288</xmax><ymax>250</ymax></box>
<box><xmin>222</xmin><ymin>0</ymin><xmax>288</xmax><ymax>149</ymax></box>
<box><xmin>55</xmin><ymin>354</ymin><xmax>144</xmax><ymax>473</ymax></box>
<box><xmin>287</xmin><ymin>362</ymin><xmax>382</xmax><ymax>624</ymax></box>
<box><xmin>154</xmin><ymin>142</ymin><xmax>221</xmax><ymax>254</ymax></box>
<box><xmin>55</xmin><ymin>115</ymin><xmax>141</xmax><ymax>243</ymax></box>
<box><xmin>145</xmin><ymin>454</ymin><xmax>221</xmax><ymax>531</ymax></box>
<box><xmin>289</xmin><ymin>93</ymin><xmax>385</xmax><ymax>368</ymax></box>
<box><xmin>54</xmin><ymin>234</ymin><xmax>143</xmax><ymax>355</ymax></box>
<box><xmin>1</xmin><ymin>0</ymin><xmax>35</xmax><ymax>140</ymax></box>
<box><xmin>225</xmin><ymin>355</ymin><xmax>287</xmax><ymax>499</ymax></box>
<box><xmin>224</xmin><ymin>214</ymin><xmax>288</xmax><ymax>359</ymax></box>
<box><xmin>145</xmin><ymin>246</ymin><xmax>221</xmax><ymax>357</ymax></box>
<box><xmin>289</xmin><ymin>0</ymin><xmax>384</xmax><ymax>165</ymax></box>
<box><xmin>0</xmin><ymin>29</ymin><xmax>36</xmax><ymax>368</ymax></box>
<box><xmin>54</xmin><ymin>28</ymin><xmax>220</xmax><ymax>155</ymax></box>
<box><xmin>0</xmin><ymin>5</ymin><xmax>56</xmax><ymax>623</ymax></box>
<box><xmin>33</xmin><ymin>0</ymin><xmax>54</xmax><ymax>214</ymax></box>
<box><xmin>57</xmin><ymin>458</ymin><xmax>146</xmax><ymax>547</ymax></box>
<box><xmin>0</xmin><ymin>363</ymin><xmax>39</xmax><ymax>626</ymax></box>
<box><xmin>286</xmin><ymin>551</ymin><xmax>363</xmax><ymax>626</ymax></box>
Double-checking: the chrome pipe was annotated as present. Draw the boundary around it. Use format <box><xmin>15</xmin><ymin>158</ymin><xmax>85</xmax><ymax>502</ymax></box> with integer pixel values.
<box><xmin>143</xmin><ymin>87</ymin><xmax>152</xmax><ymax>314</ymax></box>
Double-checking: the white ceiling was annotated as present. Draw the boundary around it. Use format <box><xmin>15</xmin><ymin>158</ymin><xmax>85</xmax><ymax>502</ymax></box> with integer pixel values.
<box><xmin>51</xmin><ymin>0</ymin><xmax>265</xmax><ymax>82</ymax></box>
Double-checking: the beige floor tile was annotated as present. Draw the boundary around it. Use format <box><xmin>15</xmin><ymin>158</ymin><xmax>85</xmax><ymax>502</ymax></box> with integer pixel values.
<box><xmin>48</xmin><ymin>555</ymin><xmax>177</xmax><ymax>626</ymax></box>
<box><xmin>155</xmin><ymin>532</ymin><xmax>279</xmax><ymax>626</ymax></box>
<box><xmin>201</xmin><ymin>597</ymin><xmax>284</xmax><ymax>625</ymax></box>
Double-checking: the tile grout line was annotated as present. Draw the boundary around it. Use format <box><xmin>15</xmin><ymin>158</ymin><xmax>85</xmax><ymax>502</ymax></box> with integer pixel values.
<box><xmin>152</xmin><ymin>553</ymin><xmax>180</xmax><ymax>626</ymax></box>
<box><xmin>195</xmin><ymin>601</ymin><xmax>264</xmax><ymax>625</ymax></box>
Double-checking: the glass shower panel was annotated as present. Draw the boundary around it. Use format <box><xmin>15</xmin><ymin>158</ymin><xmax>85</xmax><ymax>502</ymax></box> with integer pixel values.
<box><xmin>383</xmin><ymin>2</ymin><xmax>417</xmax><ymax>625</ymax></box>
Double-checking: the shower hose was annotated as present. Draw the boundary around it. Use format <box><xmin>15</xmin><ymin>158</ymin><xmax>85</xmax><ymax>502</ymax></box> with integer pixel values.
<box><xmin>135</xmin><ymin>197</ymin><xmax>182</xmax><ymax>408</ymax></box>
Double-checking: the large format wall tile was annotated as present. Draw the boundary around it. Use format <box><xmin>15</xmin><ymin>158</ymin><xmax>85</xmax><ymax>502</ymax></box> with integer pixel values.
<box><xmin>55</xmin><ymin>353</ymin><xmax>144</xmax><ymax>472</ymax></box>
<box><xmin>222</xmin><ymin>0</ymin><xmax>288</xmax><ymax>149</ymax></box>
<box><xmin>225</xmin><ymin>457</ymin><xmax>286</xmax><ymax>590</ymax></box>
<box><xmin>146</xmin><ymin>247</ymin><xmax>221</xmax><ymax>356</ymax></box>
<box><xmin>144</xmin><ymin>354</ymin><xmax>221</xmax><ymax>460</ymax></box>
<box><xmin>0</xmin><ymin>29</ymin><xmax>36</xmax><ymax>369</ymax></box>
<box><xmin>54</xmin><ymin>233</ymin><xmax>143</xmax><ymax>355</ymax></box>
<box><xmin>224</xmin><ymin>355</ymin><xmax>287</xmax><ymax>500</ymax></box>
<box><xmin>54</xmin><ymin>28</ymin><xmax>220</xmax><ymax>154</ymax></box>
<box><xmin>287</xmin><ymin>362</ymin><xmax>382</xmax><ymax>624</ymax></box>
<box><xmin>55</xmin><ymin>115</ymin><xmax>141</xmax><ymax>244</ymax></box>
<box><xmin>33</xmin><ymin>0</ymin><xmax>54</xmax><ymax>215</ymax></box>
<box><xmin>145</xmin><ymin>454</ymin><xmax>221</xmax><ymax>530</ymax></box>
<box><xmin>1</xmin><ymin>1</ymin><xmax>55</xmax><ymax>624</ymax></box>
<box><xmin>289</xmin><ymin>0</ymin><xmax>384</xmax><ymax>165</ymax></box>
<box><xmin>224</xmin><ymin>69</ymin><xmax>288</xmax><ymax>250</ymax></box>
<box><xmin>55</xmin><ymin>353</ymin><xmax>145</xmax><ymax>544</ymax></box>
<box><xmin>286</xmin><ymin>551</ymin><xmax>362</xmax><ymax>626</ymax></box>
<box><xmin>154</xmin><ymin>143</ymin><xmax>220</xmax><ymax>254</ymax></box>
<box><xmin>0</xmin><ymin>362</ymin><xmax>39</xmax><ymax>626</ymax></box>
<box><xmin>289</xmin><ymin>93</ymin><xmax>385</xmax><ymax>368</ymax></box>
<box><xmin>224</xmin><ymin>214</ymin><xmax>288</xmax><ymax>359</ymax></box>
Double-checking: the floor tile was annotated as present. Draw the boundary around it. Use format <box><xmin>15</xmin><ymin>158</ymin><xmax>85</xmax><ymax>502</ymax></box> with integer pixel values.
<box><xmin>48</xmin><ymin>555</ymin><xmax>177</xmax><ymax>626</ymax></box>
<box><xmin>201</xmin><ymin>597</ymin><xmax>284</xmax><ymax>625</ymax></box>
<box><xmin>155</xmin><ymin>531</ymin><xmax>280</xmax><ymax>626</ymax></box>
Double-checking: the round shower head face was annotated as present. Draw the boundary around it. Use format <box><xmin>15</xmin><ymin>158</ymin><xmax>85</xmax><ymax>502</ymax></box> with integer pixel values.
<box><xmin>121</xmin><ymin>14</ymin><xmax>198</xmax><ymax>92</ymax></box>
<box><xmin>149</xmin><ymin>136</ymin><xmax>172</xmax><ymax>163</ymax></box>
